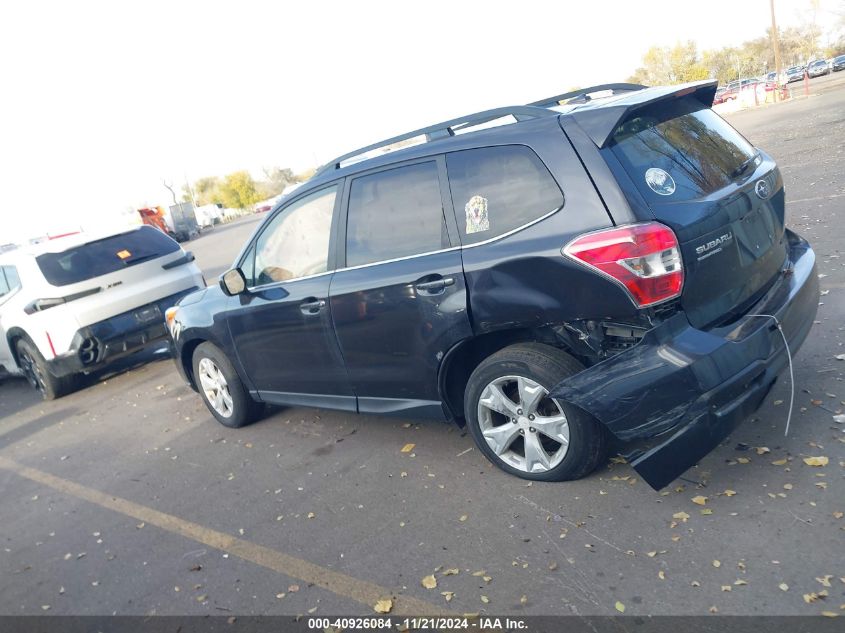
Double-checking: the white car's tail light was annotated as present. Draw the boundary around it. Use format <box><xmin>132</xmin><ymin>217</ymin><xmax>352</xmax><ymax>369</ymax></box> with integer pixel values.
<box><xmin>563</xmin><ymin>222</ymin><xmax>684</xmax><ymax>307</ymax></box>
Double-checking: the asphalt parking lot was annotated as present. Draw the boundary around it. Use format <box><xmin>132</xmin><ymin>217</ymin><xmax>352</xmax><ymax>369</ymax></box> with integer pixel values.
<box><xmin>1</xmin><ymin>83</ymin><xmax>844</xmax><ymax>619</ymax></box>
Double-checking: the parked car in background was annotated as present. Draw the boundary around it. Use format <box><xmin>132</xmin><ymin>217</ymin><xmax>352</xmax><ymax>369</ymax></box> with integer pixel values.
<box><xmin>784</xmin><ymin>65</ymin><xmax>806</xmax><ymax>82</ymax></box>
<box><xmin>0</xmin><ymin>226</ymin><xmax>205</xmax><ymax>399</ymax></box>
<box><xmin>166</xmin><ymin>80</ymin><xmax>818</xmax><ymax>490</ymax></box>
<box><xmin>807</xmin><ymin>59</ymin><xmax>830</xmax><ymax>78</ymax></box>
<box><xmin>833</xmin><ymin>54</ymin><xmax>845</xmax><ymax>72</ymax></box>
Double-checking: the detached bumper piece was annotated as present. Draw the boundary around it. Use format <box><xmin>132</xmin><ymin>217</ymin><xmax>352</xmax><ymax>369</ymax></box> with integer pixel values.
<box><xmin>48</xmin><ymin>287</ymin><xmax>200</xmax><ymax>377</ymax></box>
<box><xmin>551</xmin><ymin>231</ymin><xmax>818</xmax><ymax>489</ymax></box>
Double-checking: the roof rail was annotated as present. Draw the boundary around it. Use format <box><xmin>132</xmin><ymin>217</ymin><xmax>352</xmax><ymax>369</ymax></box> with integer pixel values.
<box><xmin>528</xmin><ymin>83</ymin><xmax>647</xmax><ymax>107</ymax></box>
<box><xmin>315</xmin><ymin>105</ymin><xmax>556</xmax><ymax>177</ymax></box>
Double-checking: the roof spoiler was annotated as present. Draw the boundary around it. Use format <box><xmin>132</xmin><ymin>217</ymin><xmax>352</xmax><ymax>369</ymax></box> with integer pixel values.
<box><xmin>569</xmin><ymin>80</ymin><xmax>719</xmax><ymax>148</ymax></box>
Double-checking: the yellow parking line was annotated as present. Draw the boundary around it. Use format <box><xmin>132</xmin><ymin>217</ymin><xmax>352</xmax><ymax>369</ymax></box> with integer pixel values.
<box><xmin>0</xmin><ymin>456</ymin><xmax>448</xmax><ymax>616</ymax></box>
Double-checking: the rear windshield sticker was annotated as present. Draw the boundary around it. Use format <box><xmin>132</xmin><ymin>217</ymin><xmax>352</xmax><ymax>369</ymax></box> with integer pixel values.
<box><xmin>465</xmin><ymin>195</ymin><xmax>490</xmax><ymax>234</ymax></box>
<box><xmin>116</xmin><ymin>249</ymin><xmax>132</xmax><ymax>259</ymax></box>
<box><xmin>645</xmin><ymin>168</ymin><xmax>676</xmax><ymax>196</ymax></box>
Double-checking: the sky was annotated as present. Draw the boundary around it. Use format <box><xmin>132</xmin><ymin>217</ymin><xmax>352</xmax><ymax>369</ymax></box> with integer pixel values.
<box><xmin>1</xmin><ymin>0</ymin><xmax>841</xmax><ymax>243</ymax></box>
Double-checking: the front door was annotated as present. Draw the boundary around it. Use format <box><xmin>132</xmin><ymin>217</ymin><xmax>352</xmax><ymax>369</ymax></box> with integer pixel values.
<box><xmin>227</xmin><ymin>184</ymin><xmax>354</xmax><ymax>410</ymax></box>
<box><xmin>330</xmin><ymin>159</ymin><xmax>473</xmax><ymax>418</ymax></box>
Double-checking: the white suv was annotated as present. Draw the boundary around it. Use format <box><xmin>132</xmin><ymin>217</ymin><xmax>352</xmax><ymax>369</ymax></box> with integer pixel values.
<box><xmin>0</xmin><ymin>225</ymin><xmax>205</xmax><ymax>399</ymax></box>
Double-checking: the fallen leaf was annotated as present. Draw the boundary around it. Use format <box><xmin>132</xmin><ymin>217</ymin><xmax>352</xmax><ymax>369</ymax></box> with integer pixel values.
<box><xmin>701</xmin><ymin>509</ymin><xmax>714</xmax><ymax>515</ymax></box>
<box><xmin>803</xmin><ymin>456</ymin><xmax>829</xmax><ymax>467</ymax></box>
<box><xmin>772</xmin><ymin>459</ymin><xmax>788</xmax><ymax>466</ymax></box>
<box><xmin>779</xmin><ymin>583</ymin><xmax>789</xmax><ymax>592</ymax></box>
<box><xmin>691</xmin><ymin>581</ymin><xmax>701</xmax><ymax>587</ymax></box>
<box><xmin>615</xmin><ymin>601</ymin><xmax>625</xmax><ymax>613</ymax></box>
<box><xmin>548</xmin><ymin>562</ymin><xmax>558</xmax><ymax>571</ymax></box>
<box><xmin>136</xmin><ymin>522</ymin><xmax>145</xmax><ymax>529</ymax></box>
<box><xmin>722</xmin><ymin>586</ymin><xmax>732</xmax><ymax>592</ymax></box>
<box><xmin>459</xmin><ymin>515</ymin><xmax>468</xmax><ymax>522</ymax></box>
<box><xmin>480</xmin><ymin>596</ymin><xmax>489</xmax><ymax>604</ymax></box>
<box><xmin>190</xmin><ymin>565</ymin><xmax>202</xmax><ymax>572</ymax></box>
<box><xmin>658</xmin><ymin>570</ymin><xmax>666</xmax><ymax>580</ymax></box>
<box><xmin>275</xmin><ymin>593</ymin><xmax>286</xmax><ymax>599</ymax></box>
<box><xmin>400</xmin><ymin>472</ymin><xmax>407</xmax><ymax>478</ymax></box>
<box><xmin>288</xmin><ymin>584</ymin><xmax>299</xmax><ymax>593</ymax></box>
<box><xmin>691</xmin><ymin>495</ymin><xmax>708</xmax><ymax>506</ymax></box>
<box><xmin>471</xmin><ymin>570</ymin><xmax>486</xmax><ymax>577</ymax></box>
<box><xmin>836</xmin><ymin>354</ymin><xmax>845</xmax><ymax>361</ymax></box>
<box><xmin>41</xmin><ymin>605</ymin><xmax>50</xmax><ymax>611</ymax></box>
<box><xmin>400</xmin><ymin>443</ymin><xmax>415</xmax><ymax>453</ymax></box>
<box><xmin>833</xmin><ymin>512</ymin><xmax>844</xmax><ymax>519</ymax></box>
<box><xmin>734</xmin><ymin>579</ymin><xmax>748</xmax><ymax>586</ymax></box>
<box><xmin>443</xmin><ymin>568</ymin><xmax>460</xmax><ymax>576</ymax></box>
<box><xmin>307</xmin><ymin>512</ymin><xmax>316</xmax><ymax>519</ymax></box>
<box><xmin>713</xmin><ymin>560</ymin><xmax>722</xmax><ymax>568</ymax></box>
<box><xmin>709</xmin><ymin>606</ymin><xmax>718</xmax><ymax>614</ymax></box>
<box><xmin>784</xmin><ymin>483</ymin><xmax>793</xmax><ymax>490</ymax></box>
<box><xmin>227</xmin><ymin>616</ymin><xmax>236</xmax><ymax>624</ymax></box>
<box><xmin>821</xmin><ymin>612</ymin><xmax>839</xmax><ymax>618</ymax></box>
<box><xmin>737</xmin><ymin>457</ymin><xmax>751</xmax><ymax>464</ymax></box>
<box><xmin>817</xmin><ymin>575</ymin><xmax>833</xmax><ymax>587</ymax></box>
<box><xmin>723</xmin><ymin>489</ymin><xmax>737</xmax><ymax>497</ymax></box>
<box><xmin>805</xmin><ymin>592</ymin><xmax>824</xmax><ymax>604</ymax></box>
<box><xmin>647</xmin><ymin>551</ymin><xmax>657</xmax><ymax>558</ymax></box>
<box><xmin>833</xmin><ymin>414</ymin><xmax>845</xmax><ymax>424</ymax></box>
<box><xmin>374</xmin><ymin>598</ymin><xmax>393</xmax><ymax>614</ymax></box>
<box><xmin>673</xmin><ymin>511</ymin><xmax>690</xmax><ymax>522</ymax></box>
<box><xmin>520</xmin><ymin>595</ymin><xmax>528</xmax><ymax>605</ymax></box>
<box><xmin>196</xmin><ymin>595</ymin><xmax>208</xmax><ymax>602</ymax></box>
<box><xmin>441</xmin><ymin>591</ymin><xmax>454</xmax><ymax>602</ymax></box>
<box><xmin>422</xmin><ymin>575</ymin><xmax>437</xmax><ymax>589</ymax></box>
<box><xmin>756</xmin><ymin>446</ymin><xmax>771</xmax><ymax>455</ymax></box>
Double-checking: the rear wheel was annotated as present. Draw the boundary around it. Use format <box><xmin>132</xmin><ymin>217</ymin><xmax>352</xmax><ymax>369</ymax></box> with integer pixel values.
<box><xmin>464</xmin><ymin>343</ymin><xmax>606</xmax><ymax>482</ymax></box>
<box><xmin>15</xmin><ymin>339</ymin><xmax>76</xmax><ymax>400</ymax></box>
<box><xmin>192</xmin><ymin>342</ymin><xmax>262</xmax><ymax>428</ymax></box>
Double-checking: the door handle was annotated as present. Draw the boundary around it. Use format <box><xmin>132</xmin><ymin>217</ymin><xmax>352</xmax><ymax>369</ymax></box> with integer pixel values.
<box><xmin>414</xmin><ymin>276</ymin><xmax>455</xmax><ymax>293</ymax></box>
<box><xmin>300</xmin><ymin>298</ymin><xmax>326</xmax><ymax>314</ymax></box>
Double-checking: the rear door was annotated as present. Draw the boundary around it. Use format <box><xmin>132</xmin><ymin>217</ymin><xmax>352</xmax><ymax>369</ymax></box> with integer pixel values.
<box><xmin>226</xmin><ymin>184</ymin><xmax>355</xmax><ymax>409</ymax></box>
<box><xmin>330</xmin><ymin>158</ymin><xmax>472</xmax><ymax>418</ymax></box>
<box><xmin>603</xmin><ymin>96</ymin><xmax>787</xmax><ymax>328</ymax></box>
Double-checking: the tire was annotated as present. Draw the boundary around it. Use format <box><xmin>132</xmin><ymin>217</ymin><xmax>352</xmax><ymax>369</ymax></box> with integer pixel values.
<box><xmin>192</xmin><ymin>342</ymin><xmax>262</xmax><ymax>428</ymax></box>
<box><xmin>15</xmin><ymin>338</ymin><xmax>76</xmax><ymax>400</ymax></box>
<box><xmin>464</xmin><ymin>342</ymin><xmax>606</xmax><ymax>482</ymax></box>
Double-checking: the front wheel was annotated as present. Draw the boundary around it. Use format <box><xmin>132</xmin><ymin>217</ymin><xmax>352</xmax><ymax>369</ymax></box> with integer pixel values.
<box><xmin>464</xmin><ymin>343</ymin><xmax>606</xmax><ymax>482</ymax></box>
<box><xmin>192</xmin><ymin>342</ymin><xmax>262</xmax><ymax>428</ymax></box>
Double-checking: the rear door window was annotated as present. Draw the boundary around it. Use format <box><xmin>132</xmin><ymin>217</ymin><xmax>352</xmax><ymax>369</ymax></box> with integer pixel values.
<box><xmin>35</xmin><ymin>226</ymin><xmax>180</xmax><ymax>287</ymax></box>
<box><xmin>345</xmin><ymin>161</ymin><xmax>446</xmax><ymax>267</ymax></box>
<box><xmin>445</xmin><ymin>145</ymin><xmax>564</xmax><ymax>245</ymax></box>
<box><xmin>609</xmin><ymin>98</ymin><xmax>756</xmax><ymax>202</ymax></box>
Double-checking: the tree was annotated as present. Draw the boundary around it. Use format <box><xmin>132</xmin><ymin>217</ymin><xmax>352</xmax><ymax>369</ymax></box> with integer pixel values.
<box><xmin>218</xmin><ymin>171</ymin><xmax>260</xmax><ymax>209</ymax></box>
<box><xmin>628</xmin><ymin>41</ymin><xmax>709</xmax><ymax>85</ymax></box>
<box><xmin>191</xmin><ymin>176</ymin><xmax>223</xmax><ymax>206</ymax></box>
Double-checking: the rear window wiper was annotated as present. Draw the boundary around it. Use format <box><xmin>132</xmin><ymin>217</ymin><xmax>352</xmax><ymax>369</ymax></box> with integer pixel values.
<box><xmin>730</xmin><ymin>152</ymin><xmax>760</xmax><ymax>179</ymax></box>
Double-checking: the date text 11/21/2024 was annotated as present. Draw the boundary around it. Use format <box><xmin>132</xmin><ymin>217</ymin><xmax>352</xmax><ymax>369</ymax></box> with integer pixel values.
<box><xmin>306</xmin><ymin>617</ymin><xmax>528</xmax><ymax>630</ymax></box>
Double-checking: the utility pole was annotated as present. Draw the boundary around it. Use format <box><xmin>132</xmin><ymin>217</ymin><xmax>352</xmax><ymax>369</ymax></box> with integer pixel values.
<box><xmin>770</xmin><ymin>0</ymin><xmax>783</xmax><ymax>101</ymax></box>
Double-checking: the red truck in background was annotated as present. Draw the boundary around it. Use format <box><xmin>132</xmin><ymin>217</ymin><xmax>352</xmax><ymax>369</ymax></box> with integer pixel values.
<box><xmin>137</xmin><ymin>204</ymin><xmax>199</xmax><ymax>242</ymax></box>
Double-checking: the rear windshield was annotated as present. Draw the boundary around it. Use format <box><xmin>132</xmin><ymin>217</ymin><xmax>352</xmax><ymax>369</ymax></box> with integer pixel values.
<box><xmin>609</xmin><ymin>97</ymin><xmax>756</xmax><ymax>201</ymax></box>
<box><xmin>36</xmin><ymin>226</ymin><xmax>180</xmax><ymax>286</ymax></box>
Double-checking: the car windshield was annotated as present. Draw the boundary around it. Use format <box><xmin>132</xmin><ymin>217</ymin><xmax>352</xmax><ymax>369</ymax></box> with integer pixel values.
<box><xmin>609</xmin><ymin>97</ymin><xmax>756</xmax><ymax>202</ymax></box>
<box><xmin>36</xmin><ymin>226</ymin><xmax>180</xmax><ymax>286</ymax></box>
<box><xmin>837</xmin><ymin>55</ymin><xmax>845</xmax><ymax>62</ymax></box>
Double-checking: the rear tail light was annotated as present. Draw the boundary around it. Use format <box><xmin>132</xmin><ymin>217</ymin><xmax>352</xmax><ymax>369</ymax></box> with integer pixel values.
<box><xmin>24</xmin><ymin>297</ymin><xmax>66</xmax><ymax>314</ymax></box>
<box><xmin>563</xmin><ymin>222</ymin><xmax>683</xmax><ymax>307</ymax></box>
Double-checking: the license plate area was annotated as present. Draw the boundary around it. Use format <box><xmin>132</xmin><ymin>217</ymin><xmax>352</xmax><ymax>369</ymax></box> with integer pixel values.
<box><xmin>134</xmin><ymin>304</ymin><xmax>161</xmax><ymax>324</ymax></box>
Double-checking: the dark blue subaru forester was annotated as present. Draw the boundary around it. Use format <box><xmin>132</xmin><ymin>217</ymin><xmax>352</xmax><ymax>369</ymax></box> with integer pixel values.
<box><xmin>165</xmin><ymin>81</ymin><xmax>818</xmax><ymax>490</ymax></box>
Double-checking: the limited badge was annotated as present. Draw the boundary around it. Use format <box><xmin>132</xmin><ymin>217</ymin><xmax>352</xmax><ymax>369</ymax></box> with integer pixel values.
<box><xmin>465</xmin><ymin>195</ymin><xmax>490</xmax><ymax>234</ymax></box>
<box><xmin>644</xmin><ymin>168</ymin><xmax>676</xmax><ymax>196</ymax></box>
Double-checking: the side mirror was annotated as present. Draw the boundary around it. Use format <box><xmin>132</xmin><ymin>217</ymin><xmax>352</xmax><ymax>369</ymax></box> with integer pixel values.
<box><xmin>220</xmin><ymin>268</ymin><xmax>247</xmax><ymax>296</ymax></box>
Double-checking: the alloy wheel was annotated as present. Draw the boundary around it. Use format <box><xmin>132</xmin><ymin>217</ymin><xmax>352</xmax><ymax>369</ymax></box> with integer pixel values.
<box><xmin>197</xmin><ymin>357</ymin><xmax>234</xmax><ymax>418</ymax></box>
<box><xmin>476</xmin><ymin>375</ymin><xmax>570</xmax><ymax>473</ymax></box>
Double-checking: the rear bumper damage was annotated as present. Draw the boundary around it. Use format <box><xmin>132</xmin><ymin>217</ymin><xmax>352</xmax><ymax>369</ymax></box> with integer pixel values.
<box><xmin>550</xmin><ymin>230</ymin><xmax>818</xmax><ymax>489</ymax></box>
